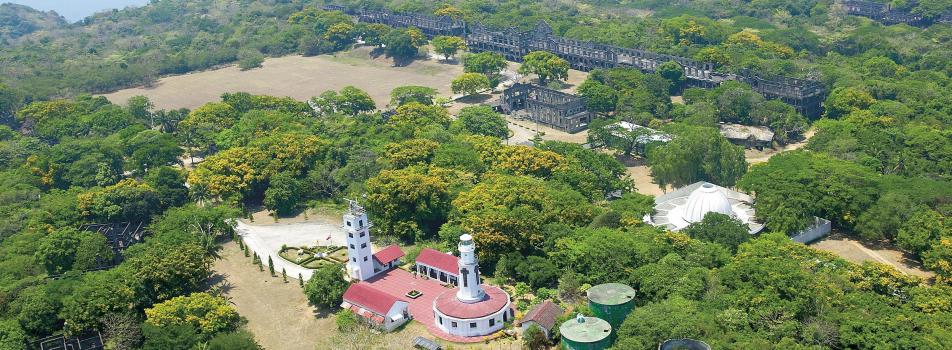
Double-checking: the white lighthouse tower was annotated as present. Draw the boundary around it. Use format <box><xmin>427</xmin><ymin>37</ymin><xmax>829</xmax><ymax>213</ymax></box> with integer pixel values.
<box><xmin>456</xmin><ymin>234</ymin><xmax>486</xmax><ymax>303</ymax></box>
<box><xmin>344</xmin><ymin>200</ymin><xmax>374</xmax><ymax>281</ymax></box>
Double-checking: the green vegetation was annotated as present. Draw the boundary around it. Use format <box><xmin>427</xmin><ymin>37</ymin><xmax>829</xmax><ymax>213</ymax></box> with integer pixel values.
<box><xmin>0</xmin><ymin>1</ymin><xmax>949</xmax><ymax>349</ymax></box>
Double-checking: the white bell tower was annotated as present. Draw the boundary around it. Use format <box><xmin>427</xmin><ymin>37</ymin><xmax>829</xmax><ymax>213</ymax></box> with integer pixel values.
<box><xmin>344</xmin><ymin>199</ymin><xmax>374</xmax><ymax>281</ymax></box>
<box><xmin>456</xmin><ymin>234</ymin><xmax>485</xmax><ymax>303</ymax></box>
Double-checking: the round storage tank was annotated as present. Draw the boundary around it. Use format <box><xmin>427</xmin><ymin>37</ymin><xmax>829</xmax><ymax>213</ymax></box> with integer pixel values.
<box><xmin>658</xmin><ymin>339</ymin><xmax>712</xmax><ymax>350</ymax></box>
<box><xmin>587</xmin><ymin>283</ymin><xmax>635</xmax><ymax>331</ymax></box>
<box><xmin>560</xmin><ymin>314</ymin><xmax>612</xmax><ymax>350</ymax></box>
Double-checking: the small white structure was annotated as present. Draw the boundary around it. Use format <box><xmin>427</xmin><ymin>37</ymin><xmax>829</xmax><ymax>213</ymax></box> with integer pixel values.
<box><xmin>432</xmin><ymin>235</ymin><xmax>514</xmax><ymax>337</ymax></box>
<box><xmin>341</xmin><ymin>282</ymin><xmax>410</xmax><ymax>332</ymax></box>
<box><xmin>645</xmin><ymin>182</ymin><xmax>764</xmax><ymax>234</ymax></box>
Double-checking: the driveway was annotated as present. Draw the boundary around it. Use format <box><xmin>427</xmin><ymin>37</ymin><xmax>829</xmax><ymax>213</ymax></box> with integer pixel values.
<box><xmin>235</xmin><ymin>219</ymin><xmax>347</xmax><ymax>281</ymax></box>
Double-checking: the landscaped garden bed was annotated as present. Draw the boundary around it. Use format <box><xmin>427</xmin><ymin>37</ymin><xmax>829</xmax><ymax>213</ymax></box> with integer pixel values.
<box><xmin>278</xmin><ymin>245</ymin><xmax>343</xmax><ymax>269</ymax></box>
<box><xmin>405</xmin><ymin>290</ymin><xmax>423</xmax><ymax>299</ymax></box>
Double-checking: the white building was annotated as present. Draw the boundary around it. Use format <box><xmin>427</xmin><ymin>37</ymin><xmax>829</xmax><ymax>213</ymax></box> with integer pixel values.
<box><xmin>432</xmin><ymin>234</ymin><xmax>514</xmax><ymax>337</ymax></box>
<box><xmin>645</xmin><ymin>181</ymin><xmax>831</xmax><ymax>242</ymax></box>
<box><xmin>345</xmin><ymin>200</ymin><xmax>405</xmax><ymax>281</ymax></box>
<box><xmin>644</xmin><ymin>182</ymin><xmax>764</xmax><ymax>234</ymax></box>
<box><xmin>341</xmin><ymin>282</ymin><xmax>410</xmax><ymax>332</ymax></box>
<box><xmin>344</xmin><ymin>200</ymin><xmax>375</xmax><ymax>281</ymax></box>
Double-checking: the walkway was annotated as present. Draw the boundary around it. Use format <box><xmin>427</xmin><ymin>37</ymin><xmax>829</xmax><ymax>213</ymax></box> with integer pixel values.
<box><xmin>364</xmin><ymin>269</ymin><xmax>499</xmax><ymax>343</ymax></box>
<box><xmin>235</xmin><ymin>219</ymin><xmax>346</xmax><ymax>281</ymax></box>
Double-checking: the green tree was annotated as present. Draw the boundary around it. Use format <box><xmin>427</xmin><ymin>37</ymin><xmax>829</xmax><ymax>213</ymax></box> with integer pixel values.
<box><xmin>207</xmin><ymin>332</ymin><xmax>262</xmax><ymax>350</ymax></box>
<box><xmin>125</xmin><ymin>130</ymin><xmax>182</xmax><ymax>173</ymax></box>
<box><xmin>824</xmin><ymin>87</ymin><xmax>875</xmax><ymax>119</ymax></box>
<box><xmin>145</xmin><ymin>166</ymin><xmax>189</xmax><ymax>208</ymax></box>
<box><xmin>365</xmin><ymin>168</ymin><xmax>452</xmax><ymax>241</ymax></box>
<box><xmin>431</xmin><ymin>36</ymin><xmax>466</xmax><ymax>61</ymax></box>
<box><xmin>141</xmin><ymin>324</ymin><xmax>201</xmax><ymax>350</ymax></box>
<box><xmin>518</xmin><ymin>51</ymin><xmax>569</xmax><ymax>84</ymax></box>
<box><xmin>238</xmin><ymin>50</ymin><xmax>265</xmax><ymax>71</ymax></box>
<box><xmin>383</xmin><ymin>29</ymin><xmax>420</xmax><ymax>64</ymax></box>
<box><xmin>463</xmin><ymin>52</ymin><xmax>507</xmax><ymax>85</ymax></box>
<box><xmin>577</xmin><ymin>80</ymin><xmax>617</xmax><ymax>115</ymax></box>
<box><xmin>455</xmin><ymin>105</ymin><xmax>508</xmax><ymax>138</ymax></box>
<box><xmin>451</xmin><ymin>73</ymin><xmax>491</xmax><ymax>97</ymax></box>
<box><xmin>523</xmin><ymin>324</ymin><xmax>550</xmax><ymax>349</ymax></box>
<box><xmin>323</xmin><ymin>23</ymin><xmax>355</xmax><ymax>50</ymax></box>
<box><xmin>897</xmin><ymin>210</ymin><xmax>948</xmax><ymax>256</ymax></box>
<box><xmin>657</xmin><ymin>61</ymin><xmax>686</xmax><ymax>94</ymax></box>
<box><xmin>304</xmin><ymin>265</ymin><xmax>349</xmax><ymax>309</ymax></box>
<box><xmin>390</xmin><ymin>86</ymin><xmax>437</xmax><ymax>107</ymax></box>
<box><xmin>126</xmin><ymin>95</ymin><xmax>154</xmax><ymax>126</ymax></box>
<box><xmin>682</xmin><ymin>212</ymin><xmax>750</xmax><ymax>252</ymax></box>
<box><xmin>264</xmin><ymin>172</ymin><xmax>303</xmax><ymax>216</ymax></box>
<box><xmin>336</xmin><ymin>86</ymin><xmax>376</xmax><ymax>115</ymax></box>
<box><xmin>145</xmin><ymin>293</ymin><xmax>241</xmax><ymax>336</ymax></box>
<box><xmin>77</xmin><ymin>179</ymin><xmax>163</xmax><ymax>222</ymax></box>
<box><xmin>0</xmin><ymin>319</ymin><xmax>27</xmax><ymax>350</ymax></box>
<box><xmin>648</xmin><ymin>126</ymin><xmax>747</xmax><ymax>188</ymax></box>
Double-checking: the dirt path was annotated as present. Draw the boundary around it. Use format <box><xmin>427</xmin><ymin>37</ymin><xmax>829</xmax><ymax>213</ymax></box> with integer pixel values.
<box><xmin>745</xmin><ymin>128</ymin><xmax>816</xmax><ymax>164</ymax></box>
<box><xmin>102</xmin><ymin>47</ymin><xmax>463</xmax><ymax>110</ymax></box>
<box><xmin>810</xmin><ymin>234</ymin><xmax>934</xmax><ymax>279</ymax></box>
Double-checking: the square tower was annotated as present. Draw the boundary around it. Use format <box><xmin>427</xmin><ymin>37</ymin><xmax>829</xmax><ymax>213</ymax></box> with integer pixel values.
<box><xmin>344</xmin><ymin>200</ymin><xmax>374</xmax><ymax>281</ymax></box>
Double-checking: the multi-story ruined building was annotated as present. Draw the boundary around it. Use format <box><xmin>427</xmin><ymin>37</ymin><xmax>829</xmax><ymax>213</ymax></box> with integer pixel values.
<box><xmin>328</xmin><ymin>5</ymin><xmax>829</xmax><ymax>118</ymax></box>
<box><xmin>841</xmin><ymin>0</ymin><xmax>952</xmax><ymax>26</ymax></box>
<box><xmin>499</xmin><ymin>83</ymin><xmax>593</xmax><ymax>133</ymax></box>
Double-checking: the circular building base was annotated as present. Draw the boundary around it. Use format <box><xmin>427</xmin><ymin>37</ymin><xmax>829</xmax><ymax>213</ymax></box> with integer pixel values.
<box><xmin>432</xmin><ymin>285</ymin><xmax>513</xmax><ymax>337</ymax></box>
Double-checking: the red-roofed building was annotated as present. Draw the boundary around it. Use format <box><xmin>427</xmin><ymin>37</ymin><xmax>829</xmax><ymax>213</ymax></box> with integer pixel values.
<box><xmin>341</xmin><ymin>283</ymin><xmax>410</xmax><ymax>332</ymax></box>
<box><xmin>517</xmin><ymin>300</ymin><xmax>563</xmax><ymax>337</ymax></box>
<box><xmin>372</xmin><ymin>244</ymin><xmax>405</xmax><ymax>274</ymax></box>
<box><xmin>415</xmin><ymin>248</ymin><xmax>459</xmax><ymax>286</ymax></box>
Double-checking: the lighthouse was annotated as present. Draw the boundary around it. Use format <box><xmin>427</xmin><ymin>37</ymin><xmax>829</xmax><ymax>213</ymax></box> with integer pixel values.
<box><xmin>456</xmin><ymin>234</ymin><xmax>485</xmax><ymax>302</ymax></box>
<box><xmin>432</xmin><ymin>234</ymin><xmax>513</xmax><ymax>337</ymax></box>
<box><xmin>344</xmin><ymin>200</ymin><xmax>373</xmax><ymax>281</ymax></box>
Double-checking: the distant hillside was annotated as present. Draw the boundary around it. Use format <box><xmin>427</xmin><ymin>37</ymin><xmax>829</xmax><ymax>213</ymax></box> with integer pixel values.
<box><xmin>0</xmin><ymin>3</ymin><xmax>65</xmax><ymax>42</ymax></box>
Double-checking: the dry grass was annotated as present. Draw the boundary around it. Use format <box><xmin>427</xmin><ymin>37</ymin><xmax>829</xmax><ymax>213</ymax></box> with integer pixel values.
<box><xmin>102</xmin><ymin>47</ymin><xmax>463</xmax><ymax>110</ymax></box>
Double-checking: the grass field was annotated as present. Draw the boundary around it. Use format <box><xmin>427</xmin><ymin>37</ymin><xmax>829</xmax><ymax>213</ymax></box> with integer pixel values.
<box><xmin>102</xmin><ymin>46</ymin><xmax>463</xmax><ymax>110</ymax></box>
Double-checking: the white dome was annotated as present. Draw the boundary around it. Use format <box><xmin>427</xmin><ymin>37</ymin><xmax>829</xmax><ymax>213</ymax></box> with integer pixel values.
<box><xmin>681</xmin><ymin>183</ymin><xmax>734</xmax><ymax>223</ymax></box>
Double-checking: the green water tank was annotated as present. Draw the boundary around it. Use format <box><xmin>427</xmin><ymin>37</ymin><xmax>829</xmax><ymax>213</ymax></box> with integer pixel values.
<box><xmin>560</xmin><ymin>314</ymin><xmax>612</xmax><ymax>350</ymax></box>
<box><xmin>587</xmin><ymin>283</ymin><xmax>636</xmax><ymax>331</ymax></box>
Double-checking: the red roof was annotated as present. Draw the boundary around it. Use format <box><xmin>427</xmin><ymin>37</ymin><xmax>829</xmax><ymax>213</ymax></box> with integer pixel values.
<box><xmin>519</xmin><ymin>300</ymin><xmax>563</xmax><ymax>330</ymax></box>
<box><xmin>373</xmin><ymin>244</ymin><xmax>405</xmax><ymax>264</ymax></box>
<box><xmin>433</xmin><ymin>285</ymin><xmax>511</xmax><ymax>319</ymax></box>
<box><xmin>342</xmin><ymin>282</ymin><xmax>404</xmax><ymax>316</ymax></box>
<box><xmin>415</xmin><ymin>248</ymin><xmax>459</xmax><ymax>273</ymax></box>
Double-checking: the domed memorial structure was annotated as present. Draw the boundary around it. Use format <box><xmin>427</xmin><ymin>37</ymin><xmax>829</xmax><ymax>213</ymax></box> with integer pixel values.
<box><xmin>432</xmin><ymin>234</ymin><xmax>514</xmax><ymax>337</ymax></box>
<box><xmin>644</xmin><ymin>182</ymin><xmax>764</xmax><ymax>234</ymax></box>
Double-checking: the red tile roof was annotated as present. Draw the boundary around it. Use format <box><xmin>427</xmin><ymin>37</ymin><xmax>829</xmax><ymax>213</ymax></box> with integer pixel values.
<box><xmin>519</xmin><ymin>300</ymin><xmax>563</xmax><ymax>330</ymax></box>
<box><xmin>415</xmin><ymin>248</ymin><xmax>459</xmax><ymax>274</ymax></box>
<box><xmin>348</xmin><ymin>305</ymin><xmax>386</xmax><ymax>325</ymax></box>
<box><xmin>343</xmin><ymin>282</ymin><xmax>404</xmax><ymax>316</ymax></box>
<box><xmin>433</xmin><ymin>285</ymin><xmax>511</xmax><ymax>319</ymax></box>
<box><xmin>373</xmin><ymin>244</ymin><xmax>405</xmax><ymax>264</ymax></box>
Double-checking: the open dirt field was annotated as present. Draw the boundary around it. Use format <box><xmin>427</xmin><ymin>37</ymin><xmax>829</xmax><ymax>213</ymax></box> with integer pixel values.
<box><xmin>810</xmin><ymin>233</ymin><xmax>934</xmax><ymax>279</ymax></box>
<box><xmin>211</xmin><ymin>242</ymin><xmax>333</xmax><ymax>350</ymax></box>
<box><xmin>103</xmin><ymin>47</ymin><xmax>463</xmax><ymax>110</ymax></box>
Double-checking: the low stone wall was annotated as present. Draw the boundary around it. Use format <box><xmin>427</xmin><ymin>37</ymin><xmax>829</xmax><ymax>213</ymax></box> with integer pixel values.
<box><xmin>791</xmin><ymin>217</ymin><xmax>832</xmax><ymax>244</ymax></box>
